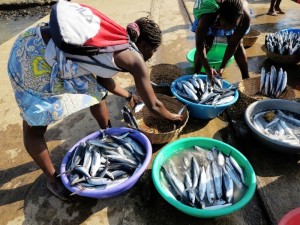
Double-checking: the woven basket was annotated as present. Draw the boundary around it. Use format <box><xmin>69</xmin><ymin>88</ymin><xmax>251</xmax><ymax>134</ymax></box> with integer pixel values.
<box><xmin>262</xmin><ymin>45</ymin><xmax>300</xmax><ymax>65</ymax></box>
<box><xmin>243</xmin><ymin>28</ymin><xmax>261</xmax><ymax>48</ymax></box>
<box><xmin>226</xmin><ymin>76</ymin><xmax>295</xmax><ymax>120</ymax></box>
<box><xmin>127</xmin><ymin>94</ymin><xmax>189</xmax><ymax>144</ymax></box>
<box><xmin>150</xmin><ymin>64</ymin><xmax>183</xmax><ymax>96</ymax></box>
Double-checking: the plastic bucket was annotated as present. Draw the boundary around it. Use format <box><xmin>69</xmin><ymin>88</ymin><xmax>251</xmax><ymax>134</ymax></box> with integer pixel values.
<box><xmin>152</xmin><ymin>137</ymin><xmax>257</xmax><ymax>218</ymax></box>
<box><xmin>60</xmin><ymin>127</ymin><xmax>152</xmax><ymax>198</ymax></box>
<box><xmin>186</xmin><ymin>43</ymin><xmax>234</xmax><ymax>73</ymax></box>
<box><xmin>278</xmin><ymin>208</ymin><xmax>300</xmax><ymax>225</ymax></box>
<box><xmin>171</xmin><ymin>74</ymin><xmax>239</xmax><ymax>119</ymax></box>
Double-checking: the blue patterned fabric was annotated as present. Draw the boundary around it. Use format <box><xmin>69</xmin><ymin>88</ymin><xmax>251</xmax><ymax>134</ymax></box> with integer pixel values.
<box><xmin>7</xmin><ymin>26</ymin><xmax>107</xmax><ymax>126</ymax></box>
<box><xmin>191</xmin><ymin>18</ymin><xmax>250</xmax><ymax>36</ymax></box>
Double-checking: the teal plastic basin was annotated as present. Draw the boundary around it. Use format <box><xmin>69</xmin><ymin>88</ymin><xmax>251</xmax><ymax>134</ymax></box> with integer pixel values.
<box><xmin>186</xmin><ymin>43</ymin><xmax>234</xmax><ymax>73</ymax></box>
<box><xmin>152</xmin><ymin>137</ymin><xmax>257</xmax><ymax>218</ymax></box>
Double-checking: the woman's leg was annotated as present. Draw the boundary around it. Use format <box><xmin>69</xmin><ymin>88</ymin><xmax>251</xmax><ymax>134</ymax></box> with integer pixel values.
<box><xmin>227</xmin><ymin>36</ymin><xmax>249</xmax><ymax>79</ymax></box>
<box><xmin>90</xmin><ymin>99</ymin><xmax>111</xmax><ymax>129</ymax></box>
<box><xmin>267</xmin><ymin>0</ymin><xmax>278</xmax><ymax>16</ymax></box>
<box><xmin>274</xmin><ymin>0</ymin><xmax>284</xmax><ymax>14</ymax></box>
<box><xmin>23</xmin><ymin>120</ymin><xmax>74</xmax><ymax>201</ymax></box>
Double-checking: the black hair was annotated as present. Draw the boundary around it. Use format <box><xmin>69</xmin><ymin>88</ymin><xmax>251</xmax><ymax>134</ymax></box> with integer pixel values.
<box><xmin>219</xmin><ymin>0</ymin><xmax>243</xmax><ymax>25</ymax></box>
<box><xmin>127</xmin><ymin>17</ymin><xmax>162</xmax><ymax>48</ymax></box>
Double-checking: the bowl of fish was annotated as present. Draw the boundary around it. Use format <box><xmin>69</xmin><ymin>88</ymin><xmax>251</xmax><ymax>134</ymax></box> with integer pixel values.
<box><xmin>264</xmin><ymin>28</ymin><xmax>300</xmax><ymax>64</ymax></box>
<box><xmin>123</xmin><ymin>93</ymin><xmax>189</xmax><ymax>144</ymax></box>
<box><xmin>59</xmin><ymin>127</ymin><xmax>152</xmax><ymax>198</ymax></box>
<box><xmin>186</xmin><ymin>43</ymin><xmax>234</xmax><ymax>73</ymax></box>
<box><xmin>152</xmin><ymin>137</ymin><xmax>256</xmax><ymax>218</ymax></box>
<box><xmin>171</xmin><ymin>74</ymin><xmax>239</xmax><ymax>119</ymax></box>
<box><xmin>245</xmin><ymin>99</ymin><xmax>300</xmax><ymax>153</ymax></box>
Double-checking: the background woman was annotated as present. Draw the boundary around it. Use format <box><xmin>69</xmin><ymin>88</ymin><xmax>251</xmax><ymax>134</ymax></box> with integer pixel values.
<box><xmin>192</xmin><ymin>0</ymin><xmax>251</xmax><ymax>81</ymax></box>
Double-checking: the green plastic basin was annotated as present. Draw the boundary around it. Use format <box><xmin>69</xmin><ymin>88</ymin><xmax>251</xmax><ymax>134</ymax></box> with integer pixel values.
<box><xmin>152</xmin><ymin>137</ymin><xmax>256</xmax><ymax>218</ymax></box>
<box><xmin>186</xmin><ymin>43</ymin><xmax>234</xmax><ymax>73</ymax></box>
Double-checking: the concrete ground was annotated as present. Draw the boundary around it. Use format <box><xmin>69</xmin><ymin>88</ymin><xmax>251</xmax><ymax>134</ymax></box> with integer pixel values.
<box><xmin>0</xmin><ymin>0</ymin><xmax>300</xmax><ymax>225</ymax></box>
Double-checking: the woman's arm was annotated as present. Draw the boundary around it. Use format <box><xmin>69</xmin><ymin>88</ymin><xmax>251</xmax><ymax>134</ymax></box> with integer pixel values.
<box><xmin>220</xmin><ymin>4</ymin><xmax>251</xmax><ymax>70</ymax></box>
<box><xmin>195</xmin><ymin>13</ymin><xmax>218</xmax><ymax>80</ymax></box>
<box><xmin>97</xmin><ymin>77</ymin><xmax>131</xmax><ymax>99</ymax></box>
<box><xmin>114</xmin><ymin>50</ymin><xmax>182</xmax><ymax>121</ymax></box>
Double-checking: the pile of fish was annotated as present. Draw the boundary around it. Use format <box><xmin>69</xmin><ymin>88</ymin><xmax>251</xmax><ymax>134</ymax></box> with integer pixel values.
<box><xmin>251</xmin><ymin>109</ymin><xmax>300</xmax><ymax>145</ymax></box>
<box><xmin>260</xmin><ymin>66</ymin><xmax>287</xmax><ymax>98</ymax></box>
<box><xmin>265</xmin><ymin>30</ymin><xmax>300</xmax><ymax>55</ymax></box>
<box><xmin>160</xmin><ymin>146</ymin><xmax>246</xmax><ymax>209</ymax></box>
<box><xmin>59</xmin><ymin>130</ymin><xmax>146</xmax><ymax>194</ymax></box>
<box><xmin>173</xmin><ymin>75</ymin><xmax>237</xmax><ymax>106</ymax></box>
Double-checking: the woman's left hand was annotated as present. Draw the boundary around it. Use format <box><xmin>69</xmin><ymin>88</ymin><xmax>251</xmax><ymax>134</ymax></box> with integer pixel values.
<box><xmin>128</xmin><ymin>93</ymin><xmax>142</xmax><ymax>109</ymax></box>
<box><xmin>217</xmin><ymin>68</ymin><xmax>225</xmax><ymax>77</ymax></box>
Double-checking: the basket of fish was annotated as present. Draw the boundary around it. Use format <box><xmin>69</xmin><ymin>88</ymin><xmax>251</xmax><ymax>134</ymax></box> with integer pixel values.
<box><xmin>152</xmin><ymin>137</ymin><xmax>257</xmax><ymax>218</ymax></box>
<box><xmin>171</xmin><ymin>74</ymin><xmax>239</xmax><ymax>119</ymax></box>
<box><xmin>245</xmin><ymin>99</ymin><xmax>300</xmax><ymax>153</ymax></box>
<box><xmin>243</xmin><ymin>28</ymin><xmax>261</xmax><ymax>48</ymax></box>
<box><xmin>122</xmin><ymin>94</ymin><xmax>189</xmax><ymax>144</ymax></box>
<box><xmin>150</xmin><ymin>63</ymin><xmax>183</xmax><ymax>96</ymax></box>
<box><xmin>239</xmin><ymin>66</ymin><xmax>295</xmax><ymax>102</ymax></box>
<box><xmin>59</xmin><ymin>127</ymin><xmax>152</xmax><ymax>198</ymax></box>
<box><xmin>227</xmin><ymin>66</ymin><xmax>295</xmax><ymax>120</ymax></box>
<box><xmin>264</xmin><ymin>28</ymin><xmax>300</xmax><ymax>64</ymax></box>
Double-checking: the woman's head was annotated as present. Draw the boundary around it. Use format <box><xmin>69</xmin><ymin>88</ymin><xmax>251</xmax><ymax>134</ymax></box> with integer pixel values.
<box><xmin>127</xmin><ymin>17</ymin><xmax>162</xmax><ymax>61</ymax></box>
<box><xmin>218</xmin><ymin>0</ymin><xmax>244</xmax><ymax>30</ymax></box>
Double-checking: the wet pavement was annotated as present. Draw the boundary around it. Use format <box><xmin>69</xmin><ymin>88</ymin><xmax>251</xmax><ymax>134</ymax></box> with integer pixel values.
<box><xmin>0</xmin><ymin>0</ymin><xmax>300</xmax><ymax>224</ymax></box>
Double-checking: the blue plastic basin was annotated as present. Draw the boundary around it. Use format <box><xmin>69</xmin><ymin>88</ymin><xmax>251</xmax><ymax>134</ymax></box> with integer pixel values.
<box><xmin>60</xmin><ymin>127</ymin><xmax>152</xmax><ymax>199</ymax></box>
<box><xmin>171</xmin><ymin>74</ymin><xmax>239</xmax><ymax>119</ymax></box>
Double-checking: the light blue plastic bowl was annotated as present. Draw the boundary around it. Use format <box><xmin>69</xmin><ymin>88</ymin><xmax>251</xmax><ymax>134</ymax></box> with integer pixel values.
<box><xmin>171</xmin><ymin>74</ymin><xmax>239</xmax><ymax>119</ymax></box>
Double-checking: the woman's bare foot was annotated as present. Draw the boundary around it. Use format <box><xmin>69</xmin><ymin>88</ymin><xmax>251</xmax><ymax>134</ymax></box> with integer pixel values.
<box><xmin>267</xmin><ymin>10</ymin><xmax>278</xmax><ymax>16</ymax></box>
<box><xmin>47</xmin><ymin>174</ymin><xmax>78</xmax><ymax>202</ymax></box>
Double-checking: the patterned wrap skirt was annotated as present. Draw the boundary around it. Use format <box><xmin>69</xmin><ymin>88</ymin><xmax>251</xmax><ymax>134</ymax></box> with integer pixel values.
<box><xmin>7</xmin><ymin>27</ymin><xmax>107</xmax><ymax>126</ymax></box>
<box><xmin>191</xmin><ymin>18</ymin><xmax>250</xmax><ymax>36</ymax></box>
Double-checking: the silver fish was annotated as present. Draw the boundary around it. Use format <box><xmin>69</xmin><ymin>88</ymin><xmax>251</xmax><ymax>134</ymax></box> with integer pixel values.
<box><xmin>90</xmin><ymin>150</ymin><xmax>101</xmax><ymax>177</ymax></box>
<box><xmin>222</xmin><ymin>166</ymin><xmax>234</xmax><ymax>203</ymax></box>
<box><xmin>211</xmin><ymin>160</ymin><xmax>223</xmax><ymax>200</ymax></box>
<box><xmin>264</xmin><ymin>72</ymin><xmax>270</xmax><ymax>96</ymax></box>
<box><xmin>182</xmin><ymin>83</ymin><xmax>199</xmax><ymax>102</ymax></box>
<box><xmin>198</xmin><ymin>166</ymin><xmax>207</xmax><ymax>201</ymax></box>
<box><xmin>206</xmin><ymin>163</ymin><xmax>216</xmax><ymax>204</ymax></box>
<box><xmin>229</xmin><ymin>155</ymin><xmax>245</xmax><ymax>184</ymax></box>
<box><xmin>182</xmin><ymin>80</ymin><xmax>197</xmax><ymax>93</ymax></box>
<box><xmin>277</xmin><ymin>110</ymin><xmax>300</xmax><ymax>126</ymax></box>
<box><xmin>225</xmin><ymin>161</ymin><xmax>243</xmax><ymax>189</ymax></box>
<box><xmin>215</xmin><ymin>95</ymin><xmax>235</xmax><ymax>105</ymax></box>
<box><xmin>184</xmin><ymin>171</ymin><xmax>196</xmax><ymax>204</ymax></box>
<box><xmin>191</xmin><ymin>156</ymin><xmax>201</xmax><ymax>189</ymax></box>
<box><xmin>275</xmin><ymin>68</ymin><xmax>283</xmax><ymax>95</ymax></box>
<box><xmin>133</xmin><ymin>102</ymin><xmax>145</xmax><ymax>113</ymax></box>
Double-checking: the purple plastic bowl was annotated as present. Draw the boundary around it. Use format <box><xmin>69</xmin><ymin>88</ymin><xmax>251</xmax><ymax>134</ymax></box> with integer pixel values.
<box><xmin>60</xmin><ymin>127</ymin><xmax>152</xmax><ymax>199</ymax></box>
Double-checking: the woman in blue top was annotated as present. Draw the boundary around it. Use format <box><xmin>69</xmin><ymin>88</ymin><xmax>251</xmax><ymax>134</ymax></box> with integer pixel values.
<box><xmin>192</xmin><ymin>0</ymin><xmax>251</xmax><ymax>81</ymax></box>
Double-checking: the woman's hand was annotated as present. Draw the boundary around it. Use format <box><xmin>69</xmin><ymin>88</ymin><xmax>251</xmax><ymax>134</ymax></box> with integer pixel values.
<box><xmin>218</xmin><ymin>68</ymin><xmax>225</xmax><ymax>77</ymax></box>
<box><xmin>127</xmin><ymin>92</ymin><xmax>142</xmax><ymax>109</ymax></box>
<box><xmin>207</xmin><ymin>68</ymin><xmax>218</xmax><ymax>82</ymax></box>
<box><xmin>168</xmin><ymin>113</ymin><xmax>183</xmax><ymax>121</ymax></box>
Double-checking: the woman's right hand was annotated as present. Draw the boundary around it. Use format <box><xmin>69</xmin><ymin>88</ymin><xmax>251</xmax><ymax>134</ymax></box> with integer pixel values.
<box><xmin>168</xmin><ymin>113</ymin><xmax>183</xmax><ymax>122</ymax></box>
<box><xmin>207</xmin><ymin>68</ymin><xmax>218</xmax><ymax>82</ymax></box>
